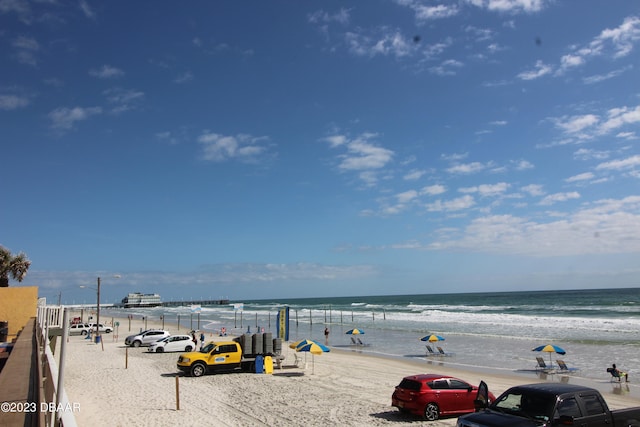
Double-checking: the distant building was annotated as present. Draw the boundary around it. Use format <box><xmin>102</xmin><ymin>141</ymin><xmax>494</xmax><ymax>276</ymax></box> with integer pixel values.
<box><xmin>121</xmin><ymin>292</ymin><xmax>162</xmax><ymax>308</ymax></box>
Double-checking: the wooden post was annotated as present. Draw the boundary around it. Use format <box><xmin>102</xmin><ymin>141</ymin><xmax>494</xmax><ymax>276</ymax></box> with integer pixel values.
<box><xmin>177</xmin><ymin>315</ymin><xmax>180</xmax><ymax>331</ymax></box>
<box><xmin>125</xmin><ymin>347</ymin><xmax>128</xmax><ymax>369</ymax></box>
<box><xmin>175</xmin><ymin>376</ymin><xmax>180</xmax><ymax>410</ymax></box>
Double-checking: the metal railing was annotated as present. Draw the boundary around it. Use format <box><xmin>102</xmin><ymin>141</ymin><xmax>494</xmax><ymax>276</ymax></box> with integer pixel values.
<box><xmin>36</xmin><ymin>305</ymin><xmax>77</xmax><ymax>427</ymax></box>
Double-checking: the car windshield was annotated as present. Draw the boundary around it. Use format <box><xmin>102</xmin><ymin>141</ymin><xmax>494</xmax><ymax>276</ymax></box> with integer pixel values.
<box><xmin>201</xmin><ymin>343</ymin><xmax>215</xmax><ymax>353</ymax></box>
<box><xmin>494</xmin><ymin>392</ymin><xmax>553</xmax><ymax>422</ymax></box>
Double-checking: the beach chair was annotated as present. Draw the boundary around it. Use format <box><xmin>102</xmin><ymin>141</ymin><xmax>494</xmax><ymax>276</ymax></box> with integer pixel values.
<box><xmin>535</xmin><ymin>357</ymin><xmax>548</xmax><ymax>370</ymax></box>
<box><xmin>350</xmin><ymin>337</ymin><xmax>357</xmax><ymax>345</ymax></box>
<box><xmin>437</xmin><ymin>346</ymin><xmax>453</xmax><ymax>357</ymax></box>
<box><xmin>556</xmin><ymin>360</ymin><xmax>578</xmax><ymax>373</ymax></box>
<box><xmin>357</xmin><ymin>337</ymin><xmax>364</xmax><ymax>346</ymax></box>
<box><xmin>607</xmin><ymin>367</ymin><xmax>628</xmax><ymax>382</ymax></box>
<box><xmin>425</xmin><ymin>345</ymin><xmax>436</xmax><ymax>356</ymax></box>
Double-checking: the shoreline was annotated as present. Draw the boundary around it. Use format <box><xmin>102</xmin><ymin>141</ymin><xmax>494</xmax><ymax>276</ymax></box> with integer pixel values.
<box><xmin>58</xmin><ymin>310</ymin><xmax>640</xmax><ymax>426</ymax></box>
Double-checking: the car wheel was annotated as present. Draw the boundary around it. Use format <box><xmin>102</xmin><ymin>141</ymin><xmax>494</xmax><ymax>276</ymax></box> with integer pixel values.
<box><xmin>132</xmin><ymin>340</ymin><xmax>141</xmax><ymax>348</ymax></box>
<box><xmin>185</xmin><ymin>346</ymin><xmax>193</xmax><ymax>352</ymax></box>
<box><xmin>156</xmin><ymin>347</ymin><xmax>164</xmax><ymax>353</ymax></box>
<box><xmin>81</xmin><ymin>330</ymin><xmax>87</xmax><ymax>335</ymax></box>
<box><xmin>424</xmin><ymin>403</ymin><xmax>439</xmax><ymax>421</ymax></box>
<box><xmin>191</xmin><ymin>363</ymin><xmax>206</xmax><ymax>377</ymax></box>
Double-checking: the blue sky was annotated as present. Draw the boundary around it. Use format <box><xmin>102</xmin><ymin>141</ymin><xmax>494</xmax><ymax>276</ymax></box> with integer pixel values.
<box><xmin>2</xmin><ymin>0</ymin><xmax>639</xmax><ymax>304</ymax></box>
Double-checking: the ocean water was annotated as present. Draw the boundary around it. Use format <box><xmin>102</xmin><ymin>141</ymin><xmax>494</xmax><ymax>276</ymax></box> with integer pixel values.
<box><xmin>102</xmin><ymin>288</ymin><xmax>640</xmax><ymax>394</ymax></box>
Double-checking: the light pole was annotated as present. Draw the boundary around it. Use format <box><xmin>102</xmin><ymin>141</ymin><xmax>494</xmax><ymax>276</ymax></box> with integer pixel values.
<box><xmin>80</xmin><ymin>274</ymin><xmax>120</xmax><ymax>345</ymax></box>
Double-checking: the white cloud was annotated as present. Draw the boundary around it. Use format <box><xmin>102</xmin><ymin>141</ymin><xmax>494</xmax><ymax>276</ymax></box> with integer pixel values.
<box><xmin>573</xmin><ymin>148</ymin><xmax>609</xmax><ymax>161</ymax></box>
<box><xmin>429</xmin><ymin>59</ymin><xmax>464</xmax><ymax>76</ymax></box>
<box><xmin>466</xmin><ymin>0</ymin><xmax>549</xmax><ymax>13</ymax></box>
<box><xmin>598</xmin><ymin>105</ymin><xmax>640</xmax><ymax>135</ymax></box>
<box><xmin>428</xmin><ymin>196</ymin><xmax>640</xmax><ymax>256</ymax></box>
<box><xmin>565</xmin><ymin>172</ymin><xmax>595</xmax><ymax>183</ymax></box>
<box><xmin>446</xmin><ymin>162</ymin><xmax>485</xmax><ymax>174</ymax></box>
<box><xmin>324</xmin><ymin>133</ymin><xmax>394</xmax><ymax>184</ymax></box>
<box><xmin>48</xmin><ymin>106</ymin><xmax>102</xmax><ymax>130</ymax></box>
<box><xmin>583</xmin><ymin>66</ymin><xmax>632</xmax><ymax>84</ymax></box>
<box><xmin>79</xmin><ymin>0</ymin><xmax>96</xmax><ymax>19</ymax></box>
<box><xmin>308</xmin><ymin>8</ymin><xmax>350</xmax><ymax>25</ymax></box>
<box><xmin>596</xmin><ymin>15</ymin><xmax>640</xmax><ymax>59</ymax></box>
<box><xmin>521</xmin><ymin>184</ymin><xmax>545</xmax><ymax>196</ymax></box>
<box><xmin>539</xmin><ymin>191</ymin><xmax>580</xmax><ymax>205</ymax></box>
<box><xmin>198</xmin><ymin>132</ymin><xmax>270</xmax><ymax>162</ymax></box>
<box><xmin>12</xmin><ymin>35</ymin><xmax>39</xmax><ymax>66</ymax></box>
<box><xmin>175</xmin><ymin>71</ymin><xmax>193</xmax><ymax>84</ymax></box>
<box><xmin>396</xmin><ymin>190</ymin><xmax>418</xmax><ymax>203</ymax></box>
<box><xmin>339</xmin><ymin>136</ymin><xmax>394</xmax><ymax>170</ymax></box>
<box><xmin>0</xmin><ymin>94</ymin><xmax>29</xmax><ymax>110</ymax></box>
<box><xmin>514</xmin><ymin>160</ymin><xmax>534</xmax><ymax>170</ymax></box>
<box><xmin>595</xmin><ymin>155</ymin><xmax>640</xmax><ymax>171</ymax></box>
<box><xmin>517</xmin><ymin>60</ymin><xmax>552</xmax><ymax>80</ymax></box>
<box><xmin>558</xmin><ymin>16</ymin><xmax>640</xmax><ymax>74</ymax></box>
<box><xmin>103</xmin><ymin>88</ymin><xmax>144</xmax><ymax>113</ymax></box>
<box><xmin>323</xmin><ymin>135</ymin><xmax>348</xmax><ymax>147</ymax></box>
<box><xmin>616</xmin><ymin>131</ymin><xmax>638</xmax><ymax>140</ymax></box>
<box><xmin>554</xmin><ymin>114</ymin><xmax>599</xmax><ymax>134</ymax></box>
<box><xmin>427</xmin><ymin>195</ymin><xmax>475</xmax><ymax>212</ymax></box>
<box><xmin>421</xmin><ymin>184</ymin><xmax>447</xmax><ymax>196</ymax></box>
<box><xmin>89</xmin><ymin>65</ymin><xmax>124</xmax><ymax>79</ymax></box>
<box><xmin>403</xmin><ymin>169</ymin><xmax>427</xmax><ymax>181</ymax></box>
<box><xmin>345</xmin><ymin>30</ymin><xmax>416</xmax><ymax>59</ymax></box>
<box><xmin>460</xmin><ymin>182</ymin><xmax>510</xmax><ymax>197</ymax></box>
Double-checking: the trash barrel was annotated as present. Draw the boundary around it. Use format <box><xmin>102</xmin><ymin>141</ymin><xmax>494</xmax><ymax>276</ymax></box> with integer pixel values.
<box><xmin>255</xmin><ymin>355</ymin><xmax>264</xmax><ymax>374</ymax></box>
<box><xmin>95</xmin><ymin>335</ymin><xmax>101</xmax><ymax>344</ymax></box>
<box><xmin>264</xmin><ymin>356</ymin><xmax>273</xmax><ymax>374</ymax></box>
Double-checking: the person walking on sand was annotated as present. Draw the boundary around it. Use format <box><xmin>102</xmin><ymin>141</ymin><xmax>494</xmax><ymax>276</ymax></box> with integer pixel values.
<box><xmin>324</xmin><ymin>327</ymin><xmax>330</xmax><ymax>345</ymax></box>
<box><xmin>200</xmin><ymin>332</ymin><xmax>205</xmax><ymax>350</ymax></box>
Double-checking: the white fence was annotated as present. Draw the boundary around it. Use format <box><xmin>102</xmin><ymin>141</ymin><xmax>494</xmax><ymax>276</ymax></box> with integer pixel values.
<box><xmin>37</xmin><ymin>305</ymin><xmax>77</xmax><ymax>427</ymax></box>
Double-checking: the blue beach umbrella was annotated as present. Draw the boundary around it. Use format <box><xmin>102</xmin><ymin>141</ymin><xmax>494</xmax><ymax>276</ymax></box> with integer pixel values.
<box><xmin>296</xmin><ymin>340</ymin><xmax>330</xmax><ymax>374</ymax></box>
<box><xmin>289</xmin><ymin>338</ymin><xmax>314</xmax><ymax>349</ymax></box>
<box><xmin>345</xmin><ymin>328</ymin><xmax>365</xmax><ymax>335</ymax></box>
<box><xmin>420</xmin><ymin>334</ymin><xmax>445</xmax><ymax>343</ymax></box>
<box><xmin>532</xmin><ymin>344</ymin><xmax>566</xmax><ymax>367</ymax></box>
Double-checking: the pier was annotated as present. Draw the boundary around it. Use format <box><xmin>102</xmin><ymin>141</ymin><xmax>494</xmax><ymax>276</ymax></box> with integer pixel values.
<box><xmin>160</xmin><ymin>299</ymin><xmax>230</xmax><ymax>307</ymax></box>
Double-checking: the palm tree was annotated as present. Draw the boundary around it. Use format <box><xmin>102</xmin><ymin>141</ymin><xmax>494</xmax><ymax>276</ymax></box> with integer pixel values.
<box><xmin>0</xmin><ymin>246</ymin><xmax>31</xmax><ymax>287</ymax></box>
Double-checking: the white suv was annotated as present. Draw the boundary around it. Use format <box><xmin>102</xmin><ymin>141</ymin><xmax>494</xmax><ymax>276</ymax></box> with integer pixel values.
<box><xmin>69</xmin><ymin>323</ymin><xmax>92</xmax><ymax>336</ymax></box>
<box><xmin>125</xmin><ymin>330</ymin><xmax>170</xmax><ymax>347</ymax></box>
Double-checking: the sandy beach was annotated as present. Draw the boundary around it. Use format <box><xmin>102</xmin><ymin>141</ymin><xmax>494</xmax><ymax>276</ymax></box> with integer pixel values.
<box><xmin>58</xmin><ymin>313</ymin><xmax>640</xmax><ymax>427</ymax></box>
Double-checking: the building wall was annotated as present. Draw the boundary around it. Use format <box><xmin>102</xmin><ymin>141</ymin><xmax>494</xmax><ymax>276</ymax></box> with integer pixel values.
<box><xmin>0</xmin><ymin>287</ymin><xmax>38</xmax><ymax>341</ymax></box>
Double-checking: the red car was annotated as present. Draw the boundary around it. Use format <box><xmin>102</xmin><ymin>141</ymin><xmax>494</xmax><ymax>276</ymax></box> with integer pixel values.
<box><xmin>392</xmin><ymin>374</ymin><xmax>495</xmax><ymax>421</ymax></box>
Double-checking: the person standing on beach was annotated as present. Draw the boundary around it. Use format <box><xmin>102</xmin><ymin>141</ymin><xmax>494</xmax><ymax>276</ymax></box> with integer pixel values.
<box><xmin>199</xmin><ymin>332</ymin><xmax>205</xmax><ymax>350</ymax></box>
<box><xmin>324</xmin><ymin>327</ymin><xmax>329</xmax><ymax>345</ymax></box>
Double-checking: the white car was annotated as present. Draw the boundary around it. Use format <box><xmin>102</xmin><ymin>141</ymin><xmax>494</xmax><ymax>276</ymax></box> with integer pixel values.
<box><xmin>87</xmin><ymin>323</ymin><xmax>113</xmax><ymax>333</ymax></box>
<box><xmin>147</xmin><ymin>334</ymin><xmax>196</xmax><ymax>353</ymax></box>
<box><xmin>125</xmin><ymin>329</ymin><xmax>170</xmax><ymax>347</ymax></box>
<box><xmin>69</xmin><ymin>323</ymin><xmax>92</xmax><ymax>335</ymax></box>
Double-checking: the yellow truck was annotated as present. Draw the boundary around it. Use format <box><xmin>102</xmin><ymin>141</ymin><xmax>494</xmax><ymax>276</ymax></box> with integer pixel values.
<box><xmin>177</xmin><ymin>333</ymin><xmax>283</xmax><ymax>377</ymax></box>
